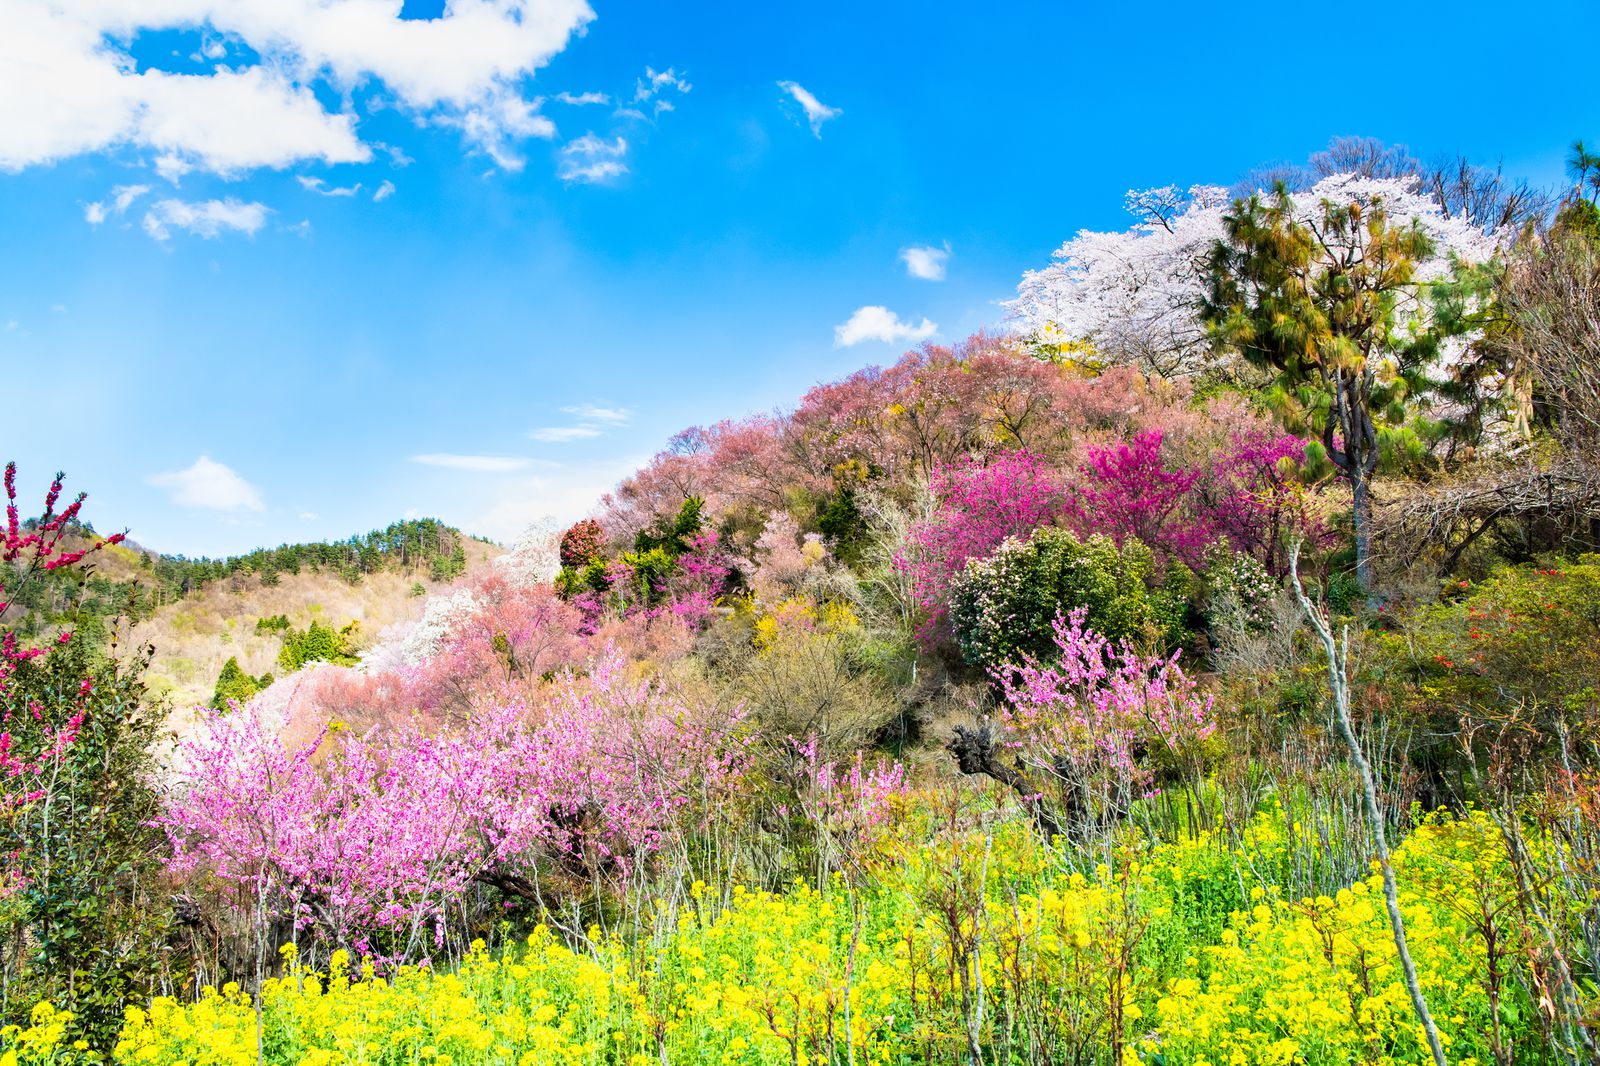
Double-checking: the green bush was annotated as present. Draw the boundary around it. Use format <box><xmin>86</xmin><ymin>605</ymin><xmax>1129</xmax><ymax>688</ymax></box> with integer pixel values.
<box><xmin>210</xmin><ymin>655</ymin><xmax>273</xmax><ymax>711</ymax></box>
<box><xmin>276</xmin><ymin>619</ymin><xmax>360</xmax><ymax>672</ymax></box>
<box><xmin>948</xmin><ymin>528</ymin><xmax>1188</xmax><ymax>673</ymax></box>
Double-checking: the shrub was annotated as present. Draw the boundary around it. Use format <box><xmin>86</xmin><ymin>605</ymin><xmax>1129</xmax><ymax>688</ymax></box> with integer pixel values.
<box><xmin>276</xmin><ymin>619</ymin><xmax>360</xmax><ymax>672</ymax></box>
<box><xmin>948</xmin><ymin>528</ymin><xmax>1186</xmax><ymax>673</ymax></box>
<box><xmin>557</xmin><ymin>518</ymin><xmax>605</xmax><ymax>570</ymax></box>
<box><xmin>209</xmin><ymin>656</ymin><xmax>272</xmax><ymax>711</ymax></box>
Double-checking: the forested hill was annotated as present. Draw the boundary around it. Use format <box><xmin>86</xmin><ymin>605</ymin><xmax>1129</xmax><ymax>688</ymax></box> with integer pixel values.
<box><xmin>7</xmin><ymin>517</ymin><xmax>480</xmax><ymax>641</ymax></box>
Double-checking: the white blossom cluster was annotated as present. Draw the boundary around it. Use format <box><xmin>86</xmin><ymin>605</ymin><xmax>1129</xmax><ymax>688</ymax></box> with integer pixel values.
<box><xmin>494</xmin><ymin>518</ymin><xmax>562</xmax><ymax>587</ymax></box>
<box><xmin>1008</xmin><ymin>174</ymin><xmax>1506</xmax><ymax>378</ymax></box>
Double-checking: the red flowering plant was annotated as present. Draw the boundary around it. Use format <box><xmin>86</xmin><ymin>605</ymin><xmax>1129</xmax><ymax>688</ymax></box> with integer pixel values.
<box><xmin>1</xmin><ymin>464</ymin><xmax>126</xmax><ymax>837</ymax></box>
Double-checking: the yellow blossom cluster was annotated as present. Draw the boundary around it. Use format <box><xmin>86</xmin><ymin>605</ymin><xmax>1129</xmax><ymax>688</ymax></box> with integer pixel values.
<box><xmin>0</xmin><ymin>808</ymin><xmax>1545</xmax><ymax>1065</ymax></box>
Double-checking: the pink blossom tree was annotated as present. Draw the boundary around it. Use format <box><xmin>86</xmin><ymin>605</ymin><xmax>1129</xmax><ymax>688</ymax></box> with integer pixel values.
<box><xmin>899</xmin><ymin>449</ymin><xmax>1065</xmax><ymax>638</ymax></box>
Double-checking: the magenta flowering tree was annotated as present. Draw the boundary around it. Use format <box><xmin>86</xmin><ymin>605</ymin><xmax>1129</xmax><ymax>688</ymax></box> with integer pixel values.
<box><xmin>1067</xmin><ymin>430</ymin><xmax>1210</xmax><ymax>569</ymax></box>
<box><xmin>900</xmin><ymin>449</ymin><xmax>1065</xmax><ymax>637</ymax></box>
<box><xmin>1204</xmin><ymin>428</ymin><xmax>1319</xmax><ymax>574</ymax></box>
<box><xmin>994</xmin><ymin>606</ymin><xmax>1215</xmax><ymax>832</ymax></box>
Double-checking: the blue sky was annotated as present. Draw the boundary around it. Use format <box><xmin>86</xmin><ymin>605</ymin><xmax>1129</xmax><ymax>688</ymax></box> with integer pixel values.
<box><xmin>2</xmin><ymin>0</ymin><xmax>1595</xmax><ymax>557</ymax></box>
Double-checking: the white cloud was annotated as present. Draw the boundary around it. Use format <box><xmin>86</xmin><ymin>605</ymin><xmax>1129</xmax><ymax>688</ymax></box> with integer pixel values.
<box><xmin>777</xmin><ymin>81</ymin><xmax>840</xmax><ymax>138</ymax></box>
<box><xmin>0</xmin><ymin>1</ymin><xmax>594</xmax><ymax>176</ymax></box>
<box><xmin>410</xmin><ymin>453</ymin><xmax>535</xmax><ymax>472</ymax></box>
<box><xmin>620</xmin><ymin>65</ymin><xmax>690</xmax><ymax>119</ymax></box>
<box><xmin>147</xmin><ymin>455</ymin><xmax>265</xmax><ymax>512</ymax></box>
<box><xmin>555</xmin><ymin>90</ymin><xmax>609</xmax><ymax>106</ymax></box>
<box><xmin>528</xmin><ymin>425</ymin><xmax>603</xmax><ymax>443</ymax></box>
<box><xmin>83</xmin><ymin>183</ymin><xmax>150</xmax><ymax>225</ymax></box>
<box><xmin>834</xmin><ymin>305</ymin><xmax>937</xmax><ymax>347</ymax></box>
<box><xmin>634</xmin><ymin>66</ymin><xmax>691</xmax><ymax>103</ymax></box>
<box><xmin>297</xmin><ymin>175</ymin><xmax>362</xmax><ymax>196</ymax></box>
<box><xmin>557</xmin><ymin>133</ymin><xmax>626</xmax><ymax>184</ymax></box>
<box><xmin>900</xmin><ymin>242</ymin><xmax>950</xmax><ymax>281</ymax></box>
<box><xmin>288</xmin><ymin>219</ymin><xmax>313</xmax><ymax>238</ymax></box>
<box><xmin>560</xmin><ymin>403</ymin><xmax>631</xmax><ymax>425</ymax></box>
<box><xmin>472</xmin><ymin>454</ymin><xmax>645</xmax><ymax>542</ymax></box>
<box><xmin>372</xmin><ymin>179</ymin><xmax>396</xmax><ymax>202</ymax></box>
<box><xmin>442</xmin><ymin>88</ymin><xmax>556</xmax><ymax>171</ymax></box>
<box><xmin>154</xmin><ymin>153</ymin><xmax>194</xmax><ymax>184</ymax></box>
<box><xmin>142</xmin><ymin>198</ymin><xmax>270</xmax><ymax>240</ymax></box>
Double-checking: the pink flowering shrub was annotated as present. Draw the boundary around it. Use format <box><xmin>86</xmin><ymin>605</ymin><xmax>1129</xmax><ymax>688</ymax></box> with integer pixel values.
<box><xmin>995</xmin><ymin>606</ymin><xmax>1215</xmax><ymax>824</ymax></box>
<box><xmin>790</xmin><ymin>736</ymin><xmax>907</xmax><ymax>860</ymax></box>
<box><xmin>163</xmin><ymin>649</ymin><xmax>746</xmax><ymax>962</ymax></box>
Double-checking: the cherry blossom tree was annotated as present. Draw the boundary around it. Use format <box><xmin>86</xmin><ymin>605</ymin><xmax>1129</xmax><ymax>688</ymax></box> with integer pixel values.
<box><xmin>1010</xmin><ymin>174</ymin><xmax>1502</xmax><ymax>380</ymax></box>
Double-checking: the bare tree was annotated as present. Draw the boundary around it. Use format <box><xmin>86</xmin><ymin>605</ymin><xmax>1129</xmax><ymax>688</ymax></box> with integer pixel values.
<box><xmin>1288</xmin><ymin>543</ymin><xmax>1448</xmax><ymax>1066</ymax></box>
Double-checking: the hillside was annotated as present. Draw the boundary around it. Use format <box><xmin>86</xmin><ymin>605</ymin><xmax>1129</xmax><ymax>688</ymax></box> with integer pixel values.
<box><xmin>5</xmin><ymin>137</ymin><xmax>1600</xmax><ymax>1064</ymax></box>
<box><xmin>6</xmin><ymin>518</ymin><xmax>501</xmax><ymax>714</ymax></box>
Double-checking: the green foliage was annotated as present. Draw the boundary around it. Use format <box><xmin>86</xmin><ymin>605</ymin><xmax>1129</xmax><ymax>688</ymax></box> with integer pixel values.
<box><xmin>632</xmin><ymin>496</ymin><xmax>705</xmax><ymax>556</ymax></box>
<box><xmin>0</xmin><ymin>637</ymin><xmax>170</xmax><ymax>1048</ymax></box>
<box><xmin>255</xmin><ymin>613</ymin><xmax>290</xmax><ymax>635</ymax></box>
<box><xmin>557</xmin><ymin>498</ymin><xmax>708</xmax><ymax>607</ymax></box>
<box><xmin>210</xmin><ymin>655</ymin><xmax>273</xmax><ymax>711</ymax></box>
<box><xmin>1381</xmin><ymin>555</ymin><xmax>1600</xmax><ymax>745</ymax></box>
<box><xmin>815</xmin><ymin>488</ymin><xmax>866</xmax><ymax>564</ymax></box>
<box><xmin>276</xmin><ymin>619</ymin><xmax>361</xmax><ymax>673</ymax></box>
<box><xmin>1202</xmin><ymin>184</ymin><xmax>1477</xmax><ymax>584</ymax></box>
<box><xmin>948</xmin><ymin>528</ymin><xmax>1187</xmax><ymax>673</ymax></box>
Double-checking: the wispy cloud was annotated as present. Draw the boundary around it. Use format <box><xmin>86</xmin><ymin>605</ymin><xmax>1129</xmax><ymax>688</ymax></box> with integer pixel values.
<box><xmin>834</xmin><ymin>305</ymin><xmax>937</xmax><ymax>347</ymax></box>
<box><xmin>617</xmin><ymin>66</ymin><xmax>691</xmax><ymax>119</ymax></box>
<box><xmin>143</xmin><ymin>198</ymin><xmax>270</xmax><ymax>241</ymax></box>
<box><xmin>410</xmin><ymin>453</ymin><xmax>536</xmax><ymax>472</ymax></box>
<box><xmin>556</xmin><ymin>90</ymin><xmax>610</xmax><ymax>106</ymax></box>
<box><xmin>373</xmin><ymin>180</ymin><xmax>396</xmax><ymax>202</ymax></box>
<box><xmin>297</xmin><ymin>175</ymin><xmax>362</xmax><ymax>197</ymax></box>
<box><xmin>529</xmin><ymin>402</ymin><xmax>631</xmax><ymax>443</ymax></box>
<box><xmin>777</xmin><ymin>81</ymin><xmax>840</xmax><ymax>138</ymax></box>
<box><xmin>147</xmin><ymin>456</ymin><xmax>265</xmax><ymax>512</ymax></box>
<box><xmin>561</xmin><ymin>403</ymin><xmax>631</xmax><ymax>425</ymax></box>
<box><xmin>84</xmin><ymin>184</ymin><xmax>150</xmax><ymax>225</ymax></box>
<box><xmin>900</xmin><ymin>242</ymin><xmax>951</xmax><ymax>281</ymax></box>
<box><xmin>528</xmin><ymin>425</ymin><xmax>603</xmax><ymax>443</ymax></box>
<box><xmin>557</xmin><ymin>133</ymin><xmax>628</xmax><ymax>184</ymax></box>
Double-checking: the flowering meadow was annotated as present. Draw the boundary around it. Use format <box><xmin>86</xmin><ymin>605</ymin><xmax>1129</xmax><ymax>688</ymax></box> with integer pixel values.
<box><xmin>5</xmin><ymin>142</ymin><xmax>1600</xmax><ymax>1064</ymax></box>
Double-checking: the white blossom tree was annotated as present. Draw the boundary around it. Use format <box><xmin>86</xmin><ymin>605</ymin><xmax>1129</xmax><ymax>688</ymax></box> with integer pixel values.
<box><xmin>1009</xmin><ymin>173</ymin><xmax>1503</xmax><ymax>379</ymax></box>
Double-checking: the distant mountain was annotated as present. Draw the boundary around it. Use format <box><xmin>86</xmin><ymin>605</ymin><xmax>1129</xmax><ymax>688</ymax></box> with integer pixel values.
<box><xmin>7</xmin><ymin>519</ymin><xmax>501</xmax><ymax>713</ymax></box>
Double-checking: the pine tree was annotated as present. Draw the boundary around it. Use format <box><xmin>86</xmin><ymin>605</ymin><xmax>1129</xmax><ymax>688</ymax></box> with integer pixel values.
<box><xmin>1203</xmin><ymin>184</ymin><xmax>1470</xmax><ymax>590</ymax></box>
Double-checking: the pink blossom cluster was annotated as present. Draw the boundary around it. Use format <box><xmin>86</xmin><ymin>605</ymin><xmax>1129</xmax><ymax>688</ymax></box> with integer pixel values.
<box><xmin>164</xmin><ymin>649</ymin><xmax>745</xmax><ymax>958</ymax></box>
<box><xmin>899</xmin><ymin>449</ymin><xmax>1065</xmax><ymax>637</ymax></box>
<box><xmin>995</xmin><ymin>607</ymin><xmax>1215</xmax><ymax>798</ymax></box>
<box><xmin>786</xmin><ymin>736</ymin><xmax>908</xmax><ymax>859</ymax></box>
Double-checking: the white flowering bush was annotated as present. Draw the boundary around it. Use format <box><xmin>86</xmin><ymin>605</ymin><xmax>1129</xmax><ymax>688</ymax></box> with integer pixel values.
<box><xmin>1199</xmin><ymin>541</ymin><xmax>1279</xmax><ymax>638</ymax></box>
<box><xmin>948</xmin><ymin>529</ymin><xmax>1183</xmax><ymax>673</ymax></box>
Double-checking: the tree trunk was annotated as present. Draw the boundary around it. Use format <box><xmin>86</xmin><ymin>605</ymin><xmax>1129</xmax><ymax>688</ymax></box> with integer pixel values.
<box><xmin>1351</xmin><ymin>466</ymin><xmax>1373</xmax><ymax>593</ymax></box>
